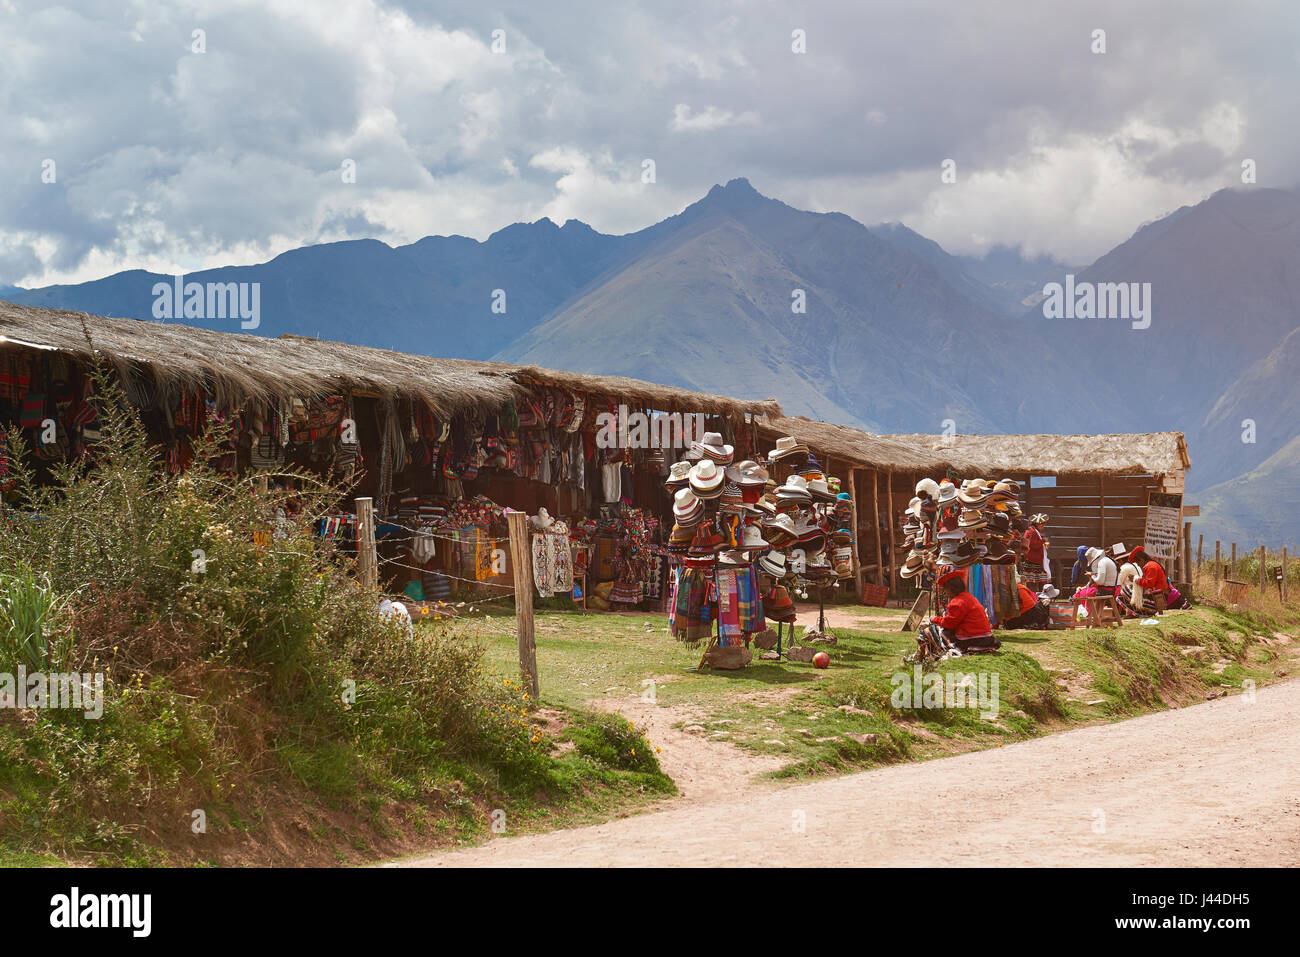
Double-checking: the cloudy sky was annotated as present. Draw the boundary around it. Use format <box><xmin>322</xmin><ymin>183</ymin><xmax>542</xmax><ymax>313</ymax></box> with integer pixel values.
<box><xmin>2</xmin><ymin>0</ymin><xmax>1295</xmax><ymax>286</ymax></box>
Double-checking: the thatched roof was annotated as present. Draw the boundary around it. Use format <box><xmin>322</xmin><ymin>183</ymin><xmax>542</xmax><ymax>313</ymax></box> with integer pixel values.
<box><xmin>504</xmin><ymin>365</ymin><xmax>781</xmax><ymax>419</ymax></box>
<box><xmin>757</xmin><ymin>415</ymin><xmax>971</xmax><ymax>472</ymax></box>
<box><xmin>881</xmin><ymin>431</ymin><xmax>1191</xmax><ymax>476</ymax></box>
<box><xmin>0</xmin><ymin>301</ymin><xmax>779</xmax><ymax>419</ymax></box>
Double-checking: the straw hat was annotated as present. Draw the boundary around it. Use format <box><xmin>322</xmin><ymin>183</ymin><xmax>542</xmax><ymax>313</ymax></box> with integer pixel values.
<box><xmin>689</xmin><ymin>459</ymin><xmax>725</xmax><ymax>498</ymax></box>
<box><xmin>692</xmin><ymin>431</ymin><xmax>734</xmax><ymax>465</ymax></box>
<box><xmin>767</xmin><ymin>436</ymin><xmax>809</xmax><ymax>461</ymax></box>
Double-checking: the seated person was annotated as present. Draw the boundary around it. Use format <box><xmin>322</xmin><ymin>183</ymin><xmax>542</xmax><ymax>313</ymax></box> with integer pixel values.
<box><xmin>929</xmin><ymin>570</ymin><xmax>1000</xmax><ymax>652</ymax></box>
<box><xmin>1086</xmin><ymin>546</ymin><xmax>1119</xmax><ymax>595</ymax></box>
<box><xmin>1004</xmin><ymin>581</ymin><xmax>1049</xmax><ymax>629</ymax></box>
<box><xmin>1117</xmin><ymin>547</ymin><xmax>1169</xmax><ymax>615</ymax></box>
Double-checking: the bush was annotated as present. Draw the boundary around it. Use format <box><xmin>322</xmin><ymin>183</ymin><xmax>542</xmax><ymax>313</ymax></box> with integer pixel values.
<box><xmin>0</xmin><ymin>366</ymin><xmax>561</xmax><ymax>859</ymax></box>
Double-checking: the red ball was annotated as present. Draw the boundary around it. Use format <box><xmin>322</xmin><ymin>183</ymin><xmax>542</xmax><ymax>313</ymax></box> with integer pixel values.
<box><xmin>812</xmin><ymin>652</ymin><xmax>830</xmax><ymax>669</ymax></box>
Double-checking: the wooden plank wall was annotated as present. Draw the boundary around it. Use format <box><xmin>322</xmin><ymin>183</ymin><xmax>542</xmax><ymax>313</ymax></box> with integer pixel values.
<box><xmin>1027</xmin><ymin>471</ymin><xmax>1161</xmax><ymax>582</ymax></box>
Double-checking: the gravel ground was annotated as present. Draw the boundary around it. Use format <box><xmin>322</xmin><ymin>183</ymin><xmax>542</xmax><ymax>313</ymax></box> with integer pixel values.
<box><xmin>391</xmin><ymin>677</ymin><xmax>1300</xmax><ymax>867</ymax></box>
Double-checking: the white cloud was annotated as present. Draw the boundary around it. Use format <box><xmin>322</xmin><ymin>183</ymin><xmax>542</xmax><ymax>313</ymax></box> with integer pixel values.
<box><xmin>670</xmin><ymin>103</ymin><xmax>760</xmax><ymax>133</ymax></box>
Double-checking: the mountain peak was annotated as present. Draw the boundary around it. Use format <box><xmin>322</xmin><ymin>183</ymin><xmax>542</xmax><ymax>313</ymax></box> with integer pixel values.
<box><xmin>699</xmin><ymin>177</ymin><xmax>765</xmax><ymax>212</ymax></box>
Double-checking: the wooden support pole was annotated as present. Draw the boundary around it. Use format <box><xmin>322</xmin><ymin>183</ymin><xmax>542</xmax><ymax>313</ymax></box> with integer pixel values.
<box><xmin>1099</xmin><ymin>476</ymin><xmax>1106</xmax><ymax>554</ymax></box>
<box><xmin>1283</xmin><ymin>547</ymin><xmax>1289</xmax><ymax>602</ymax></box>
<box><xmin>886</xmin><ymin>471</ymin><xmax>896</xmax><ymax>588</ymax></box>
<box><xmin>1196</xmin><ymin>534</ymin><xmax>1203</xmax><ymax>579</ymax></box>
<box><xmin>871</xmin><ymin>469</ymin><xmax>883</xmax><ymax>588</ymax></box>
<box><xmin>1259</xmin><ymin>545</ymin><xmax>1267</xmax><ymax>596</ymax></box>
<box><xmin>1182</xmin><ymin>522</ymin><xmax>1192</xmax><ymax>584</ymax></box>
<box><xmin>1214</xmin><ymin>541</ymin><xmax>1221</xmax><ymax>582</ymax></box>
<box><xmin>1230</xmin><ymin>543</ymin><xmax>1237</xmax><ymax>580</ymax></box>
<box><xmin>355</xmin><ymin>496</ymin><xmax>377</xmax><ymax>591</ymax></box>
<box><xmin>506</xmin><ymin>509</ymin><xmax>540</xmax><ymax>699</ymax></box>
<box><xmin>848</xmin><ymin>466</ymin><xmax>865</xmax><ymax>598</ymax></box>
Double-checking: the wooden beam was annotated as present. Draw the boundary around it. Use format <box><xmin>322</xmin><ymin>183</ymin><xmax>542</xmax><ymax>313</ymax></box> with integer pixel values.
<box><xmin>886</xmin><ymin>470</ymin><xmax>896</xmax><ymax>589</ymax></box>
<box><xmin>1099</xmin><ymin>475</ymin><xmax>1106</xmax><ymax>548</ymax></box>
<box><xmin>871</xmin><ymin>469</ymin><xmax>883</xmax><ymax>588</ymax></box>
<box><xmin>355</xmin><ymin>496</ymin><xmax>377</xmax><ymax>591</ymax></box>
<box><xmin>506</xmin><ymin>509</ymin><xmax>540</xmax><ymax>699</ymax></box>
<box><xmin>848</xmin><ymin>466</ymin><xmax>865</xmax><ymax>598</ymax></box>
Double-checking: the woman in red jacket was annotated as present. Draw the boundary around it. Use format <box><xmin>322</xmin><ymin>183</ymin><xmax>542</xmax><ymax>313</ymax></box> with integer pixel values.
<box><xmin>931</xmin><ymin>572</ymin><xmax>1000</xmax><ymax>652</ymax></box>
<box><xmin>1130</xmin><ymin>547</ymin><xmax>1170</xmax><ymax>612</ymax></box>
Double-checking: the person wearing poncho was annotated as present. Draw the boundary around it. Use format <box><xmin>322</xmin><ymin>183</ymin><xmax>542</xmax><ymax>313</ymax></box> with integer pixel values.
<box><xmin>930</xmin><ymin>571</ymin><xmax>999</xmax><ymax>651</ymax></box>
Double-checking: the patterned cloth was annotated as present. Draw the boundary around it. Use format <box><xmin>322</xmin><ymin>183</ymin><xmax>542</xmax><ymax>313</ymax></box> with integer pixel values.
<box><xmin>669</xmin><ymin>566</ymin><xmax>714</xmax><ymax>642</ymax></box>
<box><xmin>716</xmin><ymin>566</ymin><xmax>765</xmax><ymax>646</ymax></box>
<box><xmin>531</xmin><ymin>525</ymin><xmax>573</xmax><ymax>598</ymax></box>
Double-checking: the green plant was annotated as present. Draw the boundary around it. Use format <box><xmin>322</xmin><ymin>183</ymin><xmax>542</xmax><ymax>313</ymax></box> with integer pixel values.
<box><xmin>0</xmin><ymin>562</ymin><xmax>70</xmax><ymax>671</ymax></box>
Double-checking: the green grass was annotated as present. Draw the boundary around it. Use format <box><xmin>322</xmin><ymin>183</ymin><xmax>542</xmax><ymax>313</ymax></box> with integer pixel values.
<box><xmin>468</xmin><ymin>602</ymin><xmax>1297</xmax><ymax>782</ymax></box>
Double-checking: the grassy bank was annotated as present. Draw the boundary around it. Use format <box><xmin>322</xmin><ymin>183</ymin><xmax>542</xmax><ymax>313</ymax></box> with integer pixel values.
<box><xmin>0</xmin><ymin>375</ymin><xmax>673</xmax><ymax>867</ymax></box>
<box><xmin>473</xmin><ymin>600</ymin><xmax>1298</xmax><ymax>782</ymax></box>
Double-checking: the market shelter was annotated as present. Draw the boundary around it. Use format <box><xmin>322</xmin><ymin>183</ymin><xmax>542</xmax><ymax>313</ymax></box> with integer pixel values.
<box><xmin>882</xmin><ymin>432</ymin><xmax>1192</xmax><ymax>584</ymax></box>
<box><xmin>755</xmin><ymin>415</ymin><xmax>971</xmax><ymax>598</ymax></box>
<box><xmin>0</xmin><ymin>300</ymin><xmax>780</xmax><ymax>611</ymax></box>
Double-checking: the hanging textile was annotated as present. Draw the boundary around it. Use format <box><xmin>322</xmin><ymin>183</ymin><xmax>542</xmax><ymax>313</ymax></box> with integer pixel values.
<box><xmin>531</xmin><ymin>525</ymin><xmax>573</xmax><ymax>598</ymax></box>
<box><xmin>601</xmin><ymin>462</ymin><xmax>621</xmax><ymax>502</ymax></box>
<box><xmin>669</xmin><ymin>566</ymin><xmax>714</xmax><ymax>642</ymax></box>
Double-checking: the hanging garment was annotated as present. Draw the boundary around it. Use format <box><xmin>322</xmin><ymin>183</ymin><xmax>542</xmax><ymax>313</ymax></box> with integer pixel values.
<box><xmin>601</xmin><ymin>462</ymin><xmax>622</xmax><ymax>502</ymax></box>
<box><xmin>530</xmin><ymin>527</ymin><xmax>573</xmax><ymax>598</ymax></box>
<box><xmin>669</xmin><ymin>566</ymin><xmax>715</xmax><ymax>642</ymax></box>
<box><xmin>410</xmin><ymin>527</ymin><xmax>437</xmax><ymax>565</ymax></box>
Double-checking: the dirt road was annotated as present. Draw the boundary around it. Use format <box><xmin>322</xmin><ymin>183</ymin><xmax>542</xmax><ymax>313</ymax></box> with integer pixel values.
<box><xmin>393</xmin><ymin>677</ymin><xmax>1300</xmax><ymax>867</ymax></box>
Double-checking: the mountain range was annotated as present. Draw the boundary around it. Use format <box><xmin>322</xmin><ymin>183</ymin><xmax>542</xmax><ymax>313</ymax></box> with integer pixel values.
<box><xmin>5</xmin><ymin>179</ymin><xmax>1300</xmax><ymax>545</ymax></box>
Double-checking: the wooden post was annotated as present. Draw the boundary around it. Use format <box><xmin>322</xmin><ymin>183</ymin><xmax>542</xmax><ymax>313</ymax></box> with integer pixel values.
<box><xmin>1182</xmin><ymin>522</ymin><xmax>1192</xmax><ymax>584</ymax></box>
<box><xmin>848</xmin><ymin>466</ymin><xmax>865</xmax><ymax>597</ymax></box>
<box><xmin>870</xmin><ymin>469</ymin><xmax>883</xmax><ymax>587</ymax></box>
<box><xmin>886</xmin><ymin>471</ymin><xmax>896</xmax><ymax>587</ymax></box>
<box><xmin>1214</xmin><ymin>541</ymin><xmax>1221</xmax><ymax>582</ymax></box>
<box><xmin>355</xmin><ymin>496</ymin><xmax>377</xmax><ymax>591</ymax></box>
<box><xmin>1230</xmin><ymin>543</ymin><xmax>1237</xmax><ymax>580</ymax></box>
<box><xmin>1259</xmin><ymin>545</ymin><xmax>1267</xmax><ymax>596</ymax></box>
<box><xmin>1196</xmin><ymin>534</ymin><xmax>1203</xmax><ymax>580</ymax></box>
<box><xmin>1283</xmin><ymin>547</ymin><xmax>1289</xmax><ymax>602</ymax></box>
<box><xmin>506</xmin><ymin>509</ymin><xmax>540</xmax><ymax>699</ymax></box>
<box><xmin>1099</xmin><ymin>476</ymin><xmax>1106</xmax><ymax>556</ymax></box>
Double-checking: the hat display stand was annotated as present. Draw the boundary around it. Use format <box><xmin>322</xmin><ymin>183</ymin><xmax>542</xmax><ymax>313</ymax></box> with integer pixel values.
<box><xmin>900</xmin><ymin>476</ymin><xmax>1043</xmax><ymax>635</ymax></box>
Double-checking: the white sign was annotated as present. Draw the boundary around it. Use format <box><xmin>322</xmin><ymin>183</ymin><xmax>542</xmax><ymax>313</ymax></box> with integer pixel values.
<box><xmin>1144</xmin><ymin>493</ymin><xmax>1182</xmax><ymax>563</ymax></box>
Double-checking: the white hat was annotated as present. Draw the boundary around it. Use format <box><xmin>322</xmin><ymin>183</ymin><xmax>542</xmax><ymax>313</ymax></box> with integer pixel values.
<box><xmin>915</xmin><ymin>478</ymin><xmax>940</xmax><ymax>500</ymax></box>
<box><xmin>741</xmin><ymin>524</ymin><xmax>769</xmax><ymax>550</ymax></box>
<box><xmin>673</xmin><ymin>488</ymin><xmax>703</xmax><ymax>519</ymax></box>
<box><xmin>692</xmin><ymin>431</ymin><xmax>734</xmax><ymax>463</ymax></box>
<box><xmin>689</xmin><ymin>459</ymin><xmax>725</xmax><ymax>496</ymax></box>
<box><xmin>757</xmin><ymin>550</ymin><xmax>787</xmax><ymax>577</ymax></box>
<box><xmin>768</xmin><ymin>436</ymin><xmax>809</xmax><ymax>460</ymax></box>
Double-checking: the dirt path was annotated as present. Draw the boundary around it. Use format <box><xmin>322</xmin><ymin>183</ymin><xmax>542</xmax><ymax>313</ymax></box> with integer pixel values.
<box><xmin>391</xmin><ymin>677</ymin><xmax>1300</xmax><ymax>867</ymax></box>
<box><xmin>587</xmin><ymin>695</ymin><xmax>786</xmax><ymax>804</ymax></box>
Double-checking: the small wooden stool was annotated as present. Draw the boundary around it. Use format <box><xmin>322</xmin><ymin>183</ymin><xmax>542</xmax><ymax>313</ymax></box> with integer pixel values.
<box><xmin>1083</xmin><ymin>595</ymin><xmax>1122</xmax><ymax>628</ymax></box>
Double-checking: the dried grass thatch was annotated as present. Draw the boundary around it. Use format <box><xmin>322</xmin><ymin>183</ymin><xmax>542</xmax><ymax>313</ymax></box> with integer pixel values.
<box><xmin>0</xmin><ymin>301</ymin><xmax>780</xmax><ymax>420</ymax></box>
<box><xmin>881</xmin><ymin>431</ymin><xmax>1191</xmax><ymax>476</ymax></box>
<box><xmin>505</xmin><ymin>365</ymin><xmax>781</xmax><ymax>418</ymax></box>
<box><xmin>757</xmin><ymin>415</ymin><xmax>971</xmax><ymax>472</ymax></box>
